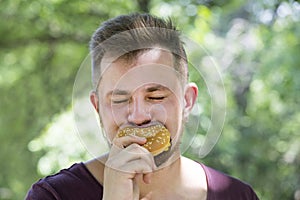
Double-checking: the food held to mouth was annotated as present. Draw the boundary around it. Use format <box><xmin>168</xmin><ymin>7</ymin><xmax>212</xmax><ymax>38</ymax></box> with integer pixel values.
<box><xmin>117</xmin><ymin>124</ymin><xmax>171</xmax><ymax>156</ymax></box>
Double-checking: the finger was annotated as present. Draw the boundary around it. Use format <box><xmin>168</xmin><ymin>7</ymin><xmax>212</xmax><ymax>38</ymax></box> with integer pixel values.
<box><xmin>140</xmin><ymin>191</ymin><xmax>153</xmax><ymax>200</ymax></box>
<box><xmin>107</xmin><ymin>144</ymin><xmax>155</xmax><ymax>170</ymax></box>
<box><xmin>109</xmin><ymin>135</ymin><xmax>146</xmax><ymax>156</ymax></box>
<box><xmin>143</xmin><ymin>173</ymin><xmax>152</xmax><ymax>184</ymax></box>
<box><xmin>133</xmin><ymin>178</ymin><xmax>139</xmax><ymax>200</ymax></box>
<box><xmin>125</xmin><ymin>144</ymin><xmax>156</xmax><ymax>168</ymax></box>
<box><xmin>105</xmin><ymin>151</ymin><xmax>153</xmax><ymax>174</ymax></box>
<box><xmin>120</xmin><ymin>159</ymin><xmax>153</xmax><ymax>174</ymax></box>
<box><xmin>113</xmin><ymin>135</ymin><xmax>147</xmax><ymax>149</ymax></box>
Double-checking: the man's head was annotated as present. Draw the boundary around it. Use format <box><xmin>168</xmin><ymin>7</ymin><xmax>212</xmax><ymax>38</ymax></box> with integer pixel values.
<box><xmin>89</xmin><ymin>13</ymin><xmax>189</xmax><ymax>90</ymax></box>
<box><xmin>89</xmin><ymin>13</ymin><xmax>198</xmax><ymax>165</ymax></box>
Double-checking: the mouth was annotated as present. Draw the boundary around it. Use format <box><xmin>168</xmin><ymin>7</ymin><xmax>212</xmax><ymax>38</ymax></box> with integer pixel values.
<box><xmin>118</xmin><ymin>121</ymin><xmax>163</xmax><ymax>130</ymax></box>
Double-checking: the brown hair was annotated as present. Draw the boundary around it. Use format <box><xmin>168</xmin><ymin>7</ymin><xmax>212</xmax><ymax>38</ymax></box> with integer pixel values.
<box><xmin>89</xmin><ymin>13</ymin><xmax>188</xmax><ymax>89</ymax></box>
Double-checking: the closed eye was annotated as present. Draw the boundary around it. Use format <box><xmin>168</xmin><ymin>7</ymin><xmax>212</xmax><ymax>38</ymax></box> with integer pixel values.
<box><xmin>111</xmin><ymin>95</ymin><xmax>130</xmax><ymax>104</ymax></box>
<box><xmin>148</xmin><ymin>96</ymin><xmax>166</xmax><ymax>101</ymax></box>
<box><xmin>110</xmin><ymin>89</ymin><xmax>130</xmax><ymax>104</ymax></box>
<box><xmin>111</xmin><ymin>99</ymin><xmax>129</xmax><ymax>104</ymax></box>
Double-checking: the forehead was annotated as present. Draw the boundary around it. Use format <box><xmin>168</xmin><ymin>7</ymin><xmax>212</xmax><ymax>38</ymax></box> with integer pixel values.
<box><xmin>101</xmin><ymin>49</ymin><xmax>173</xmax><ymax>73</ymax></box>
<box><xmin>98</xmin><ymin>49</ymin><xmax>183</xmax><ymax>93</ymax></box>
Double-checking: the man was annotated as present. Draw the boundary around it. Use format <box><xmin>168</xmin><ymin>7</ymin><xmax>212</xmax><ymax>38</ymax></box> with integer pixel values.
<box><xmin>26</xmin><ymin>13</ymin><xmax>259</xmax><ymax>199</ymax></box>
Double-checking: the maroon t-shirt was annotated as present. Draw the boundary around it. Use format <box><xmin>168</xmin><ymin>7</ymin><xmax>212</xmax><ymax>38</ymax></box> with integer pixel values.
<box><xmin>26</xmin><ymin>163</ymin><xmax>259</xmax><ymax>199</ymax></box>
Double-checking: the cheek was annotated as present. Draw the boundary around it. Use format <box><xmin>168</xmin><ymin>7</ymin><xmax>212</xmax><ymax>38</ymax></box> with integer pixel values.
<box><xmin>149</xmin><ymin>104</ymin><xmax>168</xmax><ymax>123</ymax></box>
<box><xmin>99</xmin><ymin>103</ymin><xmax>130</xmax><ymax>140</ymax></box>
<box><xmin>99</xmin><ymin>103</ymin><xmax>118</xmax><ymax>141</ymax></box>
<box><xmin>163</xmin><ymin>99</ymin><xmax>184</xmax><ymax>138</ymax></box>
<box><xmin>111</xmin><ymin>104</ymin><xmax>130</xmax><ymax>125</ymax></box>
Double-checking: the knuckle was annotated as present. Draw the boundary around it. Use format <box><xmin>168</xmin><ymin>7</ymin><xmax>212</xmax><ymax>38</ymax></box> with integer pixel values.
<box><xmin>112</xmin><ymin>138</ymin><xmax>123</xmax><ymax>147</ymax></box>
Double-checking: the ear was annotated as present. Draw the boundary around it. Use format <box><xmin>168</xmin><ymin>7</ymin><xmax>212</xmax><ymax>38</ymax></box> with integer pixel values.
<box><xmin>183</xmin><ymin>83</ymin><xmax>198</xmax><ymax>119</ymax></box>
<box><xmin>90</xmin><ymin>91</ymin><xmax>99</xmax><ymax>113</ymax></box>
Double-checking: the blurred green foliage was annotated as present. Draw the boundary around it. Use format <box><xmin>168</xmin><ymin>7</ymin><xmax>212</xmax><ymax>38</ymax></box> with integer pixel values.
<box><xmin>0</xmin><ymin>0</ymin><xmax>299</xmax><ymax>199</ymax></box>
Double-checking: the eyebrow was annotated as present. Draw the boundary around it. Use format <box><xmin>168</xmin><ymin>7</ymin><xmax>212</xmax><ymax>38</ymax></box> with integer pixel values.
<box><xmin>109</xmin><ymin>89</ymin><xmax>130</xmax><ymax>96</ymax></box>
<box><xmin>145</xmin><ymin>85</ymin><xmax>167</xmax><ymax>92</ymax></box>
<box><xmin>108</xmin><ymin>84</ymin><xmax>168</xmax><ymax>96</ymax></box>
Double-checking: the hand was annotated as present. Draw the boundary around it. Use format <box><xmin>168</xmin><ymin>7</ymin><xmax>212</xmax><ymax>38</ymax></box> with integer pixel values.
<box><xmin>103</xmin><ymin>135</ymin><xmax>156</xmax><ymax>200</ymax></box>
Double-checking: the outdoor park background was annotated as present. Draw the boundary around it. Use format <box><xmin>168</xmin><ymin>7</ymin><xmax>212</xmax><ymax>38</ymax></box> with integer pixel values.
<box><xmin>0</xmin><ymin>0</ymin><xmax>299</xmax><ymax>199</ymax></box>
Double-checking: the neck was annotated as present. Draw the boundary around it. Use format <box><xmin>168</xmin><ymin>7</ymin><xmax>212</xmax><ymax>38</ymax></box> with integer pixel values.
<box><xmin>138</xmin><ymin>154</ymin><xmax>183</xmax><ymax>196</ymax></box>
<box><xmin>138</xmin><ymin>155</ymin><xmax>207</xmax><ymax>199</ymax></box>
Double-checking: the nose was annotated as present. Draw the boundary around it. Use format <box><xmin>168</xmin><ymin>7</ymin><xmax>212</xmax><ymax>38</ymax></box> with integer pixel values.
<box><xmin>128</xmin><ymin>96</ymin><xmax>151</xmax><ymax>126</ymax></box>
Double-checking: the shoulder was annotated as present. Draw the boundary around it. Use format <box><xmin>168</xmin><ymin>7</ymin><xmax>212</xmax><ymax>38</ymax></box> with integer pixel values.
<box><xmin>26</xmin><ymin>163</ymin><xmax>103</xmax><ymax>200</ymax></box>
<box><xmin>200</xmin><ymin>164</ymin><xmax>259</xmax><ymax>200</ymax></box>
<box><xmin>84</xmin><ymin>155</ymin><xmax>107</xmax><ymax>185</ymax></box>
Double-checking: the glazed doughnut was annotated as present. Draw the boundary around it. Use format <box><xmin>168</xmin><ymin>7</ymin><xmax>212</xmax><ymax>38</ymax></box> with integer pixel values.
<box><xmin>117</xmin><ymin>124</ymin><xmax>171</xmax><ymax>156</ymax></box>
